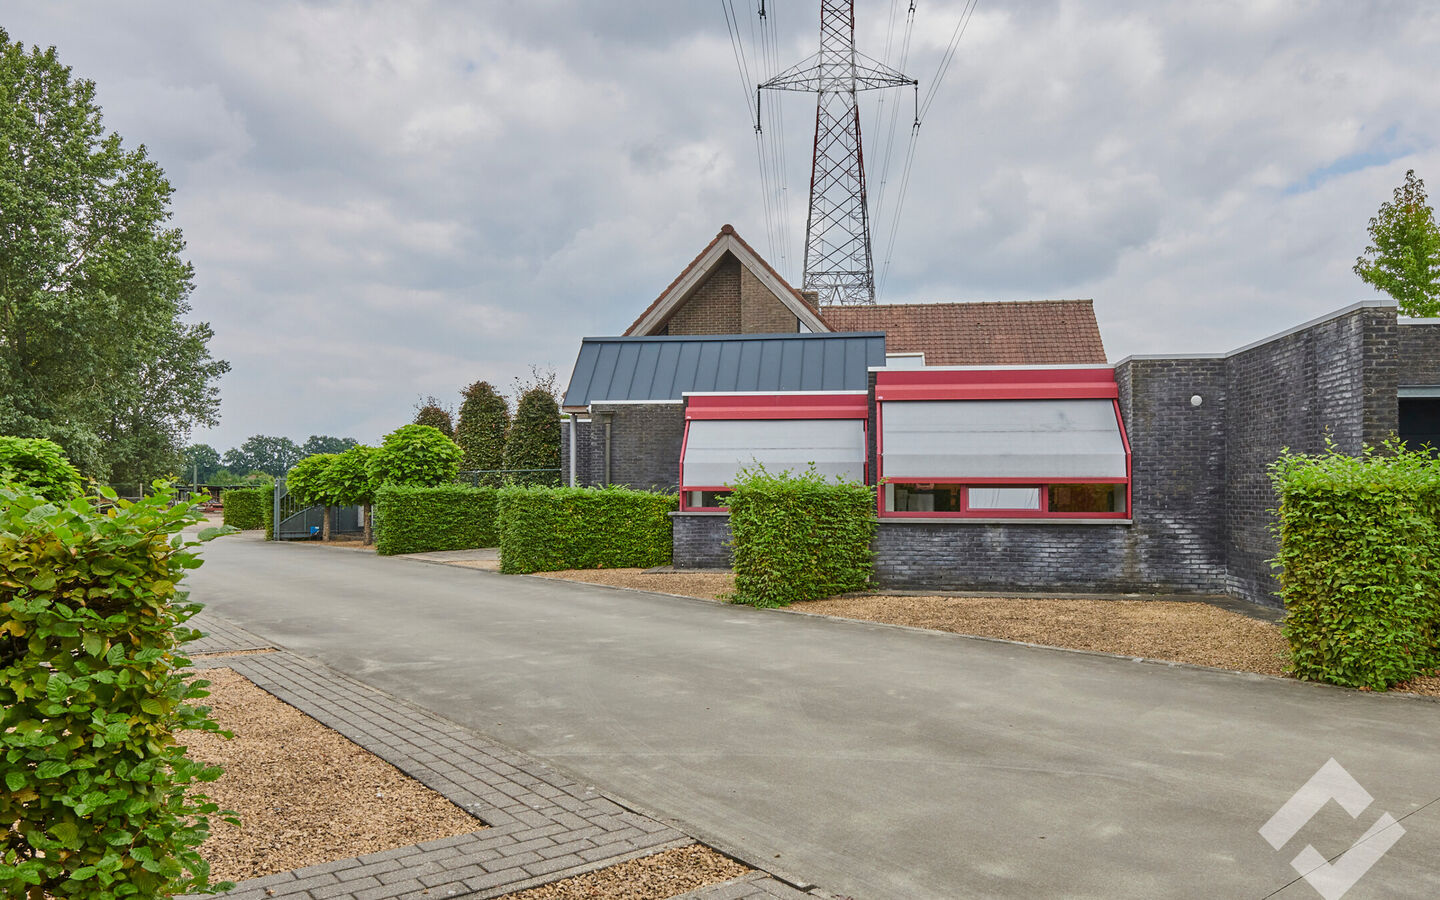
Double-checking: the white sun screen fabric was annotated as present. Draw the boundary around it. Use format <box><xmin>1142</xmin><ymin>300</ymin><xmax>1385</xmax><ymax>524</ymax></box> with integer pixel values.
<box><xmin>881</xmin><ymin>399</ymin><xmax>1127</xmax><ymax>479</ymax></box>
<box><xmin>683</xmin><ymin>418</ymin><xmax>865</xmax><ymax>486</ymax></box>
<box><xmin>967</xmin><ymin>486</ymin><xmax>1042</xmax><ymax>510</ymax></box>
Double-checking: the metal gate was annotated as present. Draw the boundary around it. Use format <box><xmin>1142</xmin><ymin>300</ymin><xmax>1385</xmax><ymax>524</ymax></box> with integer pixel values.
<box><xmin>272</xmin><ymin>480</ymin><xmax>363</xmax><ymax>540</ymax></box>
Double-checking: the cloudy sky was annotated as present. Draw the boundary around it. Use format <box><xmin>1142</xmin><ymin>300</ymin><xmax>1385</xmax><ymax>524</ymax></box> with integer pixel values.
<box><xmin>7</xmin><ymin>1</ymin><xmax>1439</xmax><ymax>452</ymax></box>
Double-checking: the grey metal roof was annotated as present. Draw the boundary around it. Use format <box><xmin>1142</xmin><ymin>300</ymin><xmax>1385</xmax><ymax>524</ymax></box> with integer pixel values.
<box><xmin>562</xmin><ymin>332</ymin><xmax>886</xmax><ymax>407</ymax></box>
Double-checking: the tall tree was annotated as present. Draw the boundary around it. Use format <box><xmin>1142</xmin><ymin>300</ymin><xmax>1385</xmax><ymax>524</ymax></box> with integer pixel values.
<box><xmin>502</xmin><ymin>384</ymin><xmax>561</xmax><ymax>480</ymax></box>
<box><xmin>1355</xmin><ymin>169</ymin><xmax>1440</xmax><ymax>317</ymax></box>
<box><xmin>455</xmin><ymin>381</ymin><xmax>509</xmax><ymax>471</ymax></box>
<box><xmin>301</xmin><ymin>434</ymin><xmax>358</xmax><ymax>456</ymax></box>
<box><xmin>182</xmin><ymin>443</ymin><xmax>222</xmax><ymax>482</ymax></box>
<box><xmin>0</xmin><ymin>29</ymin><xmax>228</xmax><ymax>480</ymax></box>
<box><xmin>413</xmin><ymin>395</ymin><xmax>455</xmax><ymax>438</ymax></box>
<box><xmin>223</xmin><ymin>435</ymin><xmax>301</xmax><ymax>478</ymax></box>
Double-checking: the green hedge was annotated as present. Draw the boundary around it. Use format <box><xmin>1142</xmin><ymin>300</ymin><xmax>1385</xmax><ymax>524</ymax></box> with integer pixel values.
<box><xmin>498</xmin><ymin>485</ymin><xmax>675</xmax><ymax>574</ymax></box>
<box><xmin>221</xmin><ymin>485</ymin><xmax>271</xmax><ymax>534</ymax></box>
<box><xmin>373</xmin><ymin>484</ymin><xmax>499</xmax><ymax>555</ymax></box>
<box><xmin>728</xmin><ymin>467</ymin><xmax>875</xmax><ymax>607</ymax></box>
<box><xmin>1270</xmin><ymin>442</ymin><xmax>1440</xmax><ymax>690</ymax></box>
<box><xmin>1</xmin><ymin>484</ymin><xmax>233</xmax><ymax>898</ymax></box>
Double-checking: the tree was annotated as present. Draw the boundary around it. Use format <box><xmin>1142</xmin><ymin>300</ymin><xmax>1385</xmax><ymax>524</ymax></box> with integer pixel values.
<box><xmin>367</xmin><ymin>424</ymin><xmax>462</xmax><ymax>488</ymax></box>
<box><xmin>502</xmin><ymin>384</ymin><xmax>561</xmax><ymax>480</ymax></box>
<box><xmin>284</xmin><ymin>453</ymin><xmax>338</xmax><ymax>540</ymax></box>
<box><xmin>455</xmin><ymin>381</ymin><xmax>510</xmax><ymax>472</ymax></box>
<box><xmin>1355</xmin><ymin>169</ymin><xmax>1440</xmax><ymax>317</ymax></box>
<box><xmin>0</xmin><ymin>29</ymin><xmax>228</xmax><ymax>482</ymax></box>
<box><xmin>322</xmin><ymin>445</ymin><xmax>376</xmax><ymax>543</ymax></box>
<box><xmin>223</xmin><ymin>435</ymin><xmax>301</xmax><ymax>478</ymax></box>
<box><xmin>301</xmin><ymin>435</ymin><xmax>358</xmax><ymax>457</ymax></box>
<box><xmin>413</xmin><ymin>395</ymin><xmax>455</xmax><ymax>438</ymax></box>
<box><xmin>182</xmin><ymin>443</ymin><xmax>222</xmax><ymax>483</ymax></box>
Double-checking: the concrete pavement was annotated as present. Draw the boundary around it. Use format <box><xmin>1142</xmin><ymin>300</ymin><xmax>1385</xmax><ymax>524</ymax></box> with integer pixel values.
<box><xmin>188</xmin><ymin>533</ymin><xmax>1440</xmax><ymax>899</ymax></box>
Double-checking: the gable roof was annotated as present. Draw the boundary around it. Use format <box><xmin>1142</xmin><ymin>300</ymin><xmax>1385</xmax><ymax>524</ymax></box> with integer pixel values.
<box><xmin>818</xmin><ymin>300</ymin><xmax>1106</xmax><ymax>366</ymax></box>
<box><xmin>624</xmin><ymin>224</ymin><xmax>829</xmax><ymax>336</ymax></box>
<box><xmin>562</xmin><ymin>332</ymin><xmax>886</xmax><ymax>408</ymax></box>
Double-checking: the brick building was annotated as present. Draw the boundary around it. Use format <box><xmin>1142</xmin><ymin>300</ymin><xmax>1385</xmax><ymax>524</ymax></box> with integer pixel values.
<box><xmin>562</xmin><ymin>226</ymin><xmax>1440</xmax><ymax>608</ymax></box>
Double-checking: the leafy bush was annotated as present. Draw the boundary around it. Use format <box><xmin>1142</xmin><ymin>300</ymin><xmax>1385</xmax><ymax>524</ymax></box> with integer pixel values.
<box><xmin>728</xmin><ymin>466</ymin><xmax>875</xmax><ymax>607</ymax></box>
<box><xmin>498</xmin><ymin>485</ymin><xmax>674</xmax><ymax>574</ymax></box>
<box><xmin>455</xmin><ymin>381</ymin><xmax>509</xmax><ymax>472</ymax></box>
<box><xmin>374</xmin><ymin>484</ymin><xmax>498</xmax><ymax>555</ymax></box>
<box><xmin>322</xmin><ymin>445</ymin><xmax>376</xmax><ymax>506</ymax></box>
<box><xmin>501</xmin><ymin>386</ymin><xmax>560</xmax><ymax>477</ymax></box>
<box><xmin>0</xmin><ymin>436</ymin><xmax>84</xmax><ymax>502</ymax></box>
<box><xmin>284</xmin><ymin>453</ymin><xmax>338</xmax><ymax>507</ymax></box>
<box><xmin>367</xmin><ymin>424</ymin><xmax>462</xmax><ymax>488</ymax></box>
<box><xmin>1270</xmin><ymin>441</ymin><xmax>1440</xmax><ymax>690</ymax></box>
<box><xmin>0</xmin><ymin>484</ymin><xmax>234</xmax><ymax>898</ymax></box>
<box><xmin>413</xmin><ymin>395</ymin><xmax>455</xmax><ymax>438</ymax></box>
<box><xmin>221</xmin><ymin>485</ymin><xmax>271</xmax><ymax>533</ymax></box>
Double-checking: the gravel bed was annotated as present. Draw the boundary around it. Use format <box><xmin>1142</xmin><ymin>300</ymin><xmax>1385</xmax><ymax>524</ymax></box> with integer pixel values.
<box><xmin>189</xmin><ymin>648</ymin><xmax>276</xmax><ymax>659</ymax></box>
<box><xmin>180</xmin><ymin>668</ymin><xmax>483</xmax><ymax>881</ymax></box>
<box><xmin>502</xmin><ymin>845</ymin><xmax>749</xmax><ymax>900</ymax></box>
<box><xmin>531</xmin><ymin>568</ymin><xmax>734</xmax><ymax>601</ymax></box>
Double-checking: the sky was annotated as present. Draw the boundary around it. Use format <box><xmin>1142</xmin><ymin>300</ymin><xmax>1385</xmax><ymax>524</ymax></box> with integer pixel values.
<box><xmin>6</xmin><ymin>1</ymin><xmax>1440</xmax><ymax>452</ymax></box>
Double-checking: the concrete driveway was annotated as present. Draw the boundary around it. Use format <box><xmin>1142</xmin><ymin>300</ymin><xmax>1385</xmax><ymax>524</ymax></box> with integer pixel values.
<box><xmin>188</xmin><ymin>534</ymin><xmax>1440</xmax><ymax>899</ymax></box>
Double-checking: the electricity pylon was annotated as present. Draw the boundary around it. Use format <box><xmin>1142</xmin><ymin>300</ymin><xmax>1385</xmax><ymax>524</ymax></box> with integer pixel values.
<box><xmin>758</xmin><ymin>0</ymin><xmax>916</xmax><ymax>305</ymax></box>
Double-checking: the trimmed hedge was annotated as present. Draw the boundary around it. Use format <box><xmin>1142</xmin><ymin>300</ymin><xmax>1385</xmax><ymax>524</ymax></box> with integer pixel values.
<box><xmin>498</xmin><ymin>486</ymin><xmax>675</xmax><ymax>574</ymax></box>
<box><xmin>728</xmin><ymin>466</ymin><xmax>875</xmax><ymax>607</ymax></box>
<box><xmin>221</xmin><ymin>485</ymin><xmax>271</xmax><ymax>533</ymax></box>
<box><xmin>373</xmin><ymin>484</ymin><xmax>499</xmax><ymax>555</ymax></box>
<box><xmin>1270</xmin><ymin>442</ymin><xmax>1440</xmax><ymax>690</ymax></box>
<box><xmin>1</xmin><ymin>484</ymin><xmax>233</xmax><ymax>898</ymax></box>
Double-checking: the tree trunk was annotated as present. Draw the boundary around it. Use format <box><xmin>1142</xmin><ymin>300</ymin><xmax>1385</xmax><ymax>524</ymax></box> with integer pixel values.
<box><xmin>322</xmin><ymin>505</ymin><xmax>332</xmax><ymax>541</ymax></box>
<box><xmin>363</xmin><ymin>503</ymin><xmax>373</xmax><ymax>545</ymax></box>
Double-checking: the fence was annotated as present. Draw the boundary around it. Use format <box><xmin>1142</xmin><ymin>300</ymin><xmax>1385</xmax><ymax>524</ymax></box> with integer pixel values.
<box><xmin>457</xmin><ymin>468</ymin><xmax>562</xmax><ymax>488</ymax></box>
<box><xmin>272</xmin><ymin>479</ymin><xmax>363</xmax><ymax>541</ymax></box>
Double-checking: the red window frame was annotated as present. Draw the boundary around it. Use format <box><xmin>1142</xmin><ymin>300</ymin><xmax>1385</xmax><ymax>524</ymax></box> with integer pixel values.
<box><xmin>679</xmin><ymin>393</ymin><xmax>870</xmax><ymax>512</ymax></box>
<box><xmin>874</xmin><ymin>368</ymin><xmax>1132</xmax><ymax>521</ymax></box>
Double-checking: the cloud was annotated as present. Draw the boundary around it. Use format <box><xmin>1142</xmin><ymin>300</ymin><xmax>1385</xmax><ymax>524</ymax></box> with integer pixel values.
<box><xmin>5</xmin><ymin>0</ymin><xmax>1439</xmax><ymax>452</ymax></box>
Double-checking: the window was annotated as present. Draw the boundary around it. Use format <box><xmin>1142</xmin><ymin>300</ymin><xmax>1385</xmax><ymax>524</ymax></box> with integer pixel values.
<box><xmin>685</xmin><ymin>489</ymin><xmax>731</xmax><ymax>510</ymax></box>
<box><xmin>875</xmin><ymin>371</ymin><xmax>1131</xmax><ymax>520</ymax></box>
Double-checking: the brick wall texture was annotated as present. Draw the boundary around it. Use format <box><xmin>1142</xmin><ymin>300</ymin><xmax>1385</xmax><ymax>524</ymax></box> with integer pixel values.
<box><xmin>662</xmin><ymin>252</ymin><xmax>798</xmax><ymax>335</ymax></box>
<box><xmin>672</xmin><ymin>514</ymin><xmax>733</xmax><ymax>569</ymax></box>
<box><xmin>1398</xmin><ymin>322</ymin><xmax>1440</xmax><ymax>385</ymax></box>
<box><xmin>562</xmin><ymin>404</ymin><xmax>685</xmax><ymax>491</ymax></box>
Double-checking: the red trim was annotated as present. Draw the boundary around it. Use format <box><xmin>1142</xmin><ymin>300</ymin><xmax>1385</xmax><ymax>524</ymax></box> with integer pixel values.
<box><xmin>677</xmin><ymin>420</ymin><xmax>692</xmax><ymax>510</ymax></box>
<box><xmin>685</xmin><ymin>393</ymin><xmax>869</xmax><ymax>420</ymax></box>
<box><xmin>679</xmin><ymin>485</ymin><xmax>733</xmax><ymax>512</ymax></box>
<box><xmin>874</xmin><ymin>367</ymin><xmax>1118</xmax><ymax>401</ymax></box>
<box><xmin>880</xmin><ymin>477</ymin><xmax>1127</xmax><ymax>484</ymax></box>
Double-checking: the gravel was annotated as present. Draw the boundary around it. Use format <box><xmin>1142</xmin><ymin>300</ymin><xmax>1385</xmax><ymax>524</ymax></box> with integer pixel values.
<box><xmin>180</xmin><ymin>668</ymin><xmax>483</xmax><ymax>881</ymax></box>
<box><xmin>502</xmin><ymin>845</ymin><xmax>749</xmax><ymax>900</ymax></box>
<box><xmin>530</xmin><ymin>568</ymin><xmax>734</xmax><ymax>601</ymax></box>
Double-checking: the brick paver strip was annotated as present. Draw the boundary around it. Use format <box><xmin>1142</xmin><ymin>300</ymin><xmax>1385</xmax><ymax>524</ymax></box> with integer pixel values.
<box><xmin>181</xmin><ymin>612</ymin><xmax>719</xmax><ymax>900</ymax></box>
<box><xmin>672</xmin><ymin>873</ymin><xmax>815</xmax><ymax>900</ymax></box>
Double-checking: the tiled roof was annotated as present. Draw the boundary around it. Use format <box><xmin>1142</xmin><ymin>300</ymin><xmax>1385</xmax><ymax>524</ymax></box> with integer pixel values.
<box><xmin>562</xmin><ymin>332</ymin><xmax>886</xmax><ymax>408</ymax></box>
<box><xmin>818</xmin><ymin>300</ymin><xmax>1107</xmax><ymax>365</ymax></box>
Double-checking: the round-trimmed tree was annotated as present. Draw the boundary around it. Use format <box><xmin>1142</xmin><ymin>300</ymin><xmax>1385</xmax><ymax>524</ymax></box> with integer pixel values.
<box><xmin>502</xmin><ymin>386</ymin><xmax>561</xmax><ymax>481</ymax></box>
<box><xmin>455</xmin><ymin>381</ymin><xmax>509</xmax><ymax>473</ymax></box>
<box><xmin>321</xmin><ymin>445</ymin><xmax>376</xmax><ymax>543</ymax></box>
<box><xmin>367</xmin><ymin>424</ymin><xmax>462</xmax><ymax>488</ymax></box>
<box><xmin>284</xmin><ymin>453</ymin><xmax>337</xmax><ymax>539</ymax></box>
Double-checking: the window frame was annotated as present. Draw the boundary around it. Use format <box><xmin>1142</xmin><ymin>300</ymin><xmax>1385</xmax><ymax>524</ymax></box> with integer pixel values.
<box><xmin>874</xmin><ymin>368</ymin><xmax>1132</xmax><ymax>521</ymax></box>
<box><xmin>678</xmin><ymin>392</ymin><xmax>870</xmax><ymax>512</ymax></box>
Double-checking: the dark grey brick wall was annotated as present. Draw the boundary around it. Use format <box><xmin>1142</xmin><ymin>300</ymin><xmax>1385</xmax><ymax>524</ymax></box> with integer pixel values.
<box><xmin>561</xmin><ymin>404</ymin><xmax>684</xmax><ymax>491</ymax></box>
<box><xmin>1398</xmin><ymin>322</ymin><xmax>1440</xmax><ymax>385</ymax></box>
<box><xmin>1222</xmin><ymin>305</ymin><xmax>1397</xmax><ymax>605</ymax></box>
<box><xmin>672</xmin><ymin>513</ymin><xmax>732</xmax><ymax>568</ymax></box>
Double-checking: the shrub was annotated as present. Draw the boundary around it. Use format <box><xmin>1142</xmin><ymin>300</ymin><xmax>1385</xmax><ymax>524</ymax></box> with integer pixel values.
<box><xmin>285</xmin><ymin>453</ymin><xmax>338</xmax><ymax>507</ymax></box>
<box><xmin>323</xmin><ymin>445</ymin><xmax>377</xmax><ymax>543</ymax></box>
<box><xmin>374</xmin><ymin>484</ymin><xmax>498</xmax><ymax>555</ymax></box>
<box><xmin>221</xmin><ymin>485</ymin><xmax>271</xmax><ymax>533</ymax></box>
<box><xmin>413</xmin><ymin>395</ymin><xmax>455</xmax><ymax>438</ymax></box>
<box><xmin>501</xmin><ymin>386</ymin><xmax>560</xmax><ymax>478</ymax></box>
<box><xmin>455</xmin><ymin>381</ymin><xmax>509</xmax><ymax>472</ymax></box>
<box><xmin>727</xmin><ymin>466</ymin><xmax>875</xmax><ymax>607</ymax></box>
<box><xmin>0</xmin><ymin>436</ymin><xmax>84</xmax><ymax>502</ymax></box>
<box><xmin>498</xmin><ymin>485</ymin><xmax>674</xmax><ymax>574</ymax></box>
<box><xmin>367</xmin><ymin>424</ymin><xmax>462</xmax><ymax>488</ymax></box>
<box><xmin>0</xmin><ymin>484</ymin><xmax>234</xmax><ymax>899</ymax></box>
<box><xmin>1270</xmin><ymin>441</ymin><xmax>1440</xmax><ymax>690</ymax></box>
